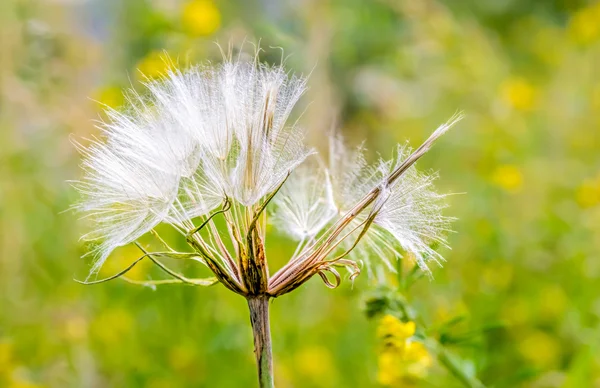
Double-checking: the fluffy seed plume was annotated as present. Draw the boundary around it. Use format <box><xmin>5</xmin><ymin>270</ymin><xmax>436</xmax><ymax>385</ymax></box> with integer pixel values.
<box><xmin>73</xmin><ymin>50</ymin><xmax>461</xmax><ymax>294</ymax></box>
<box><xmin>269</xmin><ymin>115</ymin><xmax>460</xmax><ymax>277</ymax></box>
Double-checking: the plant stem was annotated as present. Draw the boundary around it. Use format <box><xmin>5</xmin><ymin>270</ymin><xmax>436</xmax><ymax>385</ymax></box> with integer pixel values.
<box><xmin>247</xmin><ymin>296</ymin><xmax>274</xmax><ymax>388</ymax></box>
<box><xmin>437</xmin><ymin>348</ymin><xmax>486</xmax><ymax>388</ymax></box>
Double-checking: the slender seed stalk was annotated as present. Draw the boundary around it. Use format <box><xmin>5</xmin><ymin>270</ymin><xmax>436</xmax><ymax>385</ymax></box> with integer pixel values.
<box><xmin>247</xmin><ymin>296</ymin><xmax>274</xmax><ymax>388</ymax></box>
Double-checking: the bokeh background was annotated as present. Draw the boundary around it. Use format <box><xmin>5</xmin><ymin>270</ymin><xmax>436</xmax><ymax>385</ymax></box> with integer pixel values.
<box><xmin>2</xmin><ymin>0</ymin><xmax>600</xmax><ymax>386</ymax></box>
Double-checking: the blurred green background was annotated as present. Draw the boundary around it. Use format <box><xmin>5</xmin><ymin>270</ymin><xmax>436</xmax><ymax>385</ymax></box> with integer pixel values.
<box><xmin>2</xmin><ymin>0</ymin><xmax>600</xmax><ymax>386</ymax></box>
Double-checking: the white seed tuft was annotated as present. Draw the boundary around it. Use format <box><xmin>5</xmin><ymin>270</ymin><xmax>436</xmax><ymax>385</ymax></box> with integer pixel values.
<box><xmin>73</xmin><ymin>51</ymin><xmax>459</xmax><ymax>282</ymax></box>
<box><xmin>74</xmin><ymin>55</ymin><xmax>311</xmax><ymax>272</ymax></box>
<box><xmin>270</xmin><ymin>157</ymin><xmax>338</xmax><ymax>240</ymax></box>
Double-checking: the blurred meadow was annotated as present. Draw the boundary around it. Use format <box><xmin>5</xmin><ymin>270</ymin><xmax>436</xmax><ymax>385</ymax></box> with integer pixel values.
<box><xmin>2</xmin><ymin>0</ymin><xmax>600</xmax><ymax>386</ymax></box>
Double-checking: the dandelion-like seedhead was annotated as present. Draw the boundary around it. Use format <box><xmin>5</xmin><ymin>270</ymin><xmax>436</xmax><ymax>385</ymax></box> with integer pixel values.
<box><xmin>73</xmin><ymin>51</ymin><xmax>461</xmax><ymax>296</ymax></box>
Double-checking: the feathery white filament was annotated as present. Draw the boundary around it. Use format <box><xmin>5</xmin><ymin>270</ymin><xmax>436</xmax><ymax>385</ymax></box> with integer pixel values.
<box><xmin>328</xmin><ymin>135</ymin><xmax>388</xmax><ymax>212</ymax></box>
<box><xmin>74</xmin><ymin>55</ymin><xmax>311</xmax><ymax>272</ymax></box>
<box><xmin>325</xmin><ymin>131</ymin><xmax>454</xmax><ymax>273</ymax></box>
<box><xmin>74</xmin><ymin>50</ymin><xmax>458</xmax><ymax>281</ymax></box>
<box><xmin>374</xmin><ymin>145</ymin><xmax>453</xmax><ymax>272</ymax></box>
<box><xmin>73</xmin><ymin>141</ymin><xmax>179</xmax><ymax>273</ymax></box>
<box><xmin>270</xmin><ymin>158</ymin><xmax>337</xmax><ymax>240</ymax></box>
<box><xmin>229</xmin><ymin>62</ymin><xmax>312</xmax><ymax>205</ymax></box>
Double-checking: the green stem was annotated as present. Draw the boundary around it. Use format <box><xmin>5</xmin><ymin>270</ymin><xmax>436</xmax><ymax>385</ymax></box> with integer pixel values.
<box><xmin>437</xmin><ymin>348</ymin><xmax>486</xmax><ymax>388</ymax></box>
<box><xmin>248</xmin><ymin>296</ymin><xmax>274</xmax><ymax>388</ymax></box>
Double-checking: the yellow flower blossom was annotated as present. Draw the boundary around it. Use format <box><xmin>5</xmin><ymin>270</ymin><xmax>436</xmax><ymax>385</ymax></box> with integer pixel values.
<box><xmin>500</xmin><ymin>297</ymin><xmax>531</xmax><ymax>326</ymax></box>
<box><xmin>0</xmin><ymin>341</ymin><xmax>13</xmax><ymax>371</ymax></box>
<box><xmin>538</xmin><ymin>285</ymin><xmax>567</xmax><ymax>320</ymax></box>
<box><xmin>0</xmin><ymin>342</ymin><xmax>47</xmax><ymax>388</ymax></box>
<box><xmin>136</xmin><ymin>51</ymin><xmax>174</xmax><ymax>80</ymax></box>
<box><xmin>93</xmin><ymin>85</ymin><xmax>124</xmax><ymax>109</ymax></box>
<box><xmin>532</xmin><ymin>26</ymin><xmax>564</xmax><ymax>65</ymax></box>
<box><xmin>63</xmin><ymin>315</ymin><xmax>88</xmax><ymax>342</ymax></box>
<box><xmin>377</xmin><ymin>342</ymin><xmax>433</xmax><ymax>385</ymax></box>
<box><xmin>377</xmin><ymin>351</ymin><xmax>402</xmax><ymax>386</ymax></box>
<box><xmin>518</xmin><ymin>330</ymin><xmax>560</xmax><ymax>368</ymax></box>
<box><xmin>377</xmin><ymin>316</ymin><xmax>432</xmax><ymax>386</ymax></box>
<box><xmin>568</xmin><ymin>3</ymin><xmax>600</xmax><ymax>45</ymax></box>
<box><xmin>182</xmin><ymin>1</ymin><xmax>221</xmax><ymax>37</ymax></box>
<box><xmin>378</xmin><ymin>315</ymin><xmax>416</xmax><ymax>342</ymax></box>
<box><xmin>492</xmin><ymin>164</ymin><xmax>523</xmax><ymax>193</ymax></box>
<box><xmin>404</xmin><ymin>341</ymin><xmax>431</xmax><ymax>363</ymax></box>
<box><xmin>404</xmin><ymin>341</ymin><xmax>433</xmax><ymax>379</ymax></box>
<box><xmin>576</xmin><ymin>179</ymin><xmax>600</xmax><ymax>207</ymax></box>
<box><xmin>500</xmin><ymin>77</ymin><xmax>538</xmax><ymax>111</ymax></box>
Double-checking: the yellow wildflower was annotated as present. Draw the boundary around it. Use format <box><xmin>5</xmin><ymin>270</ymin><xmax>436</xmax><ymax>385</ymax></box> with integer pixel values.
<box><xmin>568</xmin><ymin>3</ymin><xmax>600</xmax><ymax>45</ymax></box>
<box><xmin>500</xmin><ymin>77</ymin><xmax>537</xmax><ymax>111</ymax></box>
<box><xmin>538</xmin><ymin>285</ymin><xmax>567</xmax><ymax>320</ymax></box>
<box><xmin>377</xmin><ymin>342</ymin><xmax>433</xmax><ymax>386</ymax></box>
<box><xmin>404</xmin><ymin>341</ymin><xmax>431</xmax><ymax>363</ymax></box>
<box><xmin>500</xmin><ymin>296</ymin><xmax>531</xmax><ymax>326</ymax></box>
<box><xmin>63</xmin><ymin>315</ymin><xmax>88</xmax><ymax>342</ymax></box>
<box><xmin>492</xmin><ymin>164</ymin><xmax>523</xmax><ymax>193</ymax></box>
<box><xmin>404</xmin><ymin>341</ymin><xmax>433</xmax><ymax>378</ymax></box>
<box><xmin>376</xmin><ymin>316</ymin><xmax>432</xmax><ymax>386</ymax></box>
<box><xmin>377</xmin><ymin>315</ymin><xmax>416</xmax><ymax>342</ymax></box>
<box><xmin>377</xmin><ymin>351</ymin><xmax>402</xmax><ymax>386</ymax></box>
<box><xmin>182</xmin><ymin>1</ymin><xmax>221</xmax><ymax>37</ymax></box>
<box><xmin>0</xmin><ymin>341</ymin><xmax>13</xmax><ymax>371</ymax></box>
<box><xmin>576</xmin><ymin>179</ymin><xmax>600</xmax><ymax>207</ymax></box>
<box><xmin>136</xmin><ymin>51</ymin><xmax>173</xmax><ymax>80</ymax></box>
<box><xmin>518</xmin><ymin>330</ymin><xmax>560</xmax><ymax>368</ymax></box>
<box><xmin>93</xmin><ymin>85</ymin><xmax>124</xmax><ymax>109</ymax></box>
<box><xmin>532</xmin><ymin>26</ymin><xmax>564</xmax><ymax>65</ymax></box>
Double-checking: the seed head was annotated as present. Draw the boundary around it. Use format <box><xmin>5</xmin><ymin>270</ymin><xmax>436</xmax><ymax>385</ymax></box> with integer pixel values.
<box><xmin>73</xmin><ymin>51</ymin><xmax>461</xmax><ymax>295</ymax></box>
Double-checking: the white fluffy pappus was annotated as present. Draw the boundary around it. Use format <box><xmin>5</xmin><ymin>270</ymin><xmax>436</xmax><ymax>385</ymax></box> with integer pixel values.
<box><xmin>268</xmin><ymin>116</ymin><xmax>461</xmax><ymax>275</ymax></box>
<box><xmin>270</xmin><ymin>157</ymin><xmax>338</xmax><ymax>240</ymax></box>
<box><xmin>73</xmin><ymin>50</ymin><xmax>461</xmax><ymax>287</ymax></box>
<box><xmin>73</xmin><ymin>55</ymin><xmax>312</xmax><ymax>272</ymax></box>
